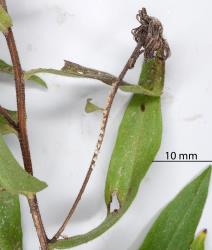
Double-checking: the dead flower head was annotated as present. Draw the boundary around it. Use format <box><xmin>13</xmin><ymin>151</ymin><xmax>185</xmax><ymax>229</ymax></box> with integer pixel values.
<box><xmin>131</xmin><ymin>8</ymin><xmax>170</xmax><ymax>60</ymax></box>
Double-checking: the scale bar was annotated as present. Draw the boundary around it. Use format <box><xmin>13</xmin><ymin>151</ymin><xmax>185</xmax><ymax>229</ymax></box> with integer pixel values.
<box><xmin>153</xmin><ymin>160</ymin><xmax>212</xmax><ymax>163</ymax></box>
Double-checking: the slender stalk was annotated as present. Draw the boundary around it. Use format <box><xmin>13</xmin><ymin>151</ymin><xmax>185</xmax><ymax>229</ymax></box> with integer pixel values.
<box><xmin>51</xmin><ymin>42</ymin><xmax>143</xmax><ymax>241</ymax></box>
<box><xmin>0</xmin><ymin>105</ymin><xmax>18</xmax><ymax>130</ymax></box>
<box><xmin>0</xmin><ymin>1</ymin><xmax>48</xmax><ymax>249</ymax></box>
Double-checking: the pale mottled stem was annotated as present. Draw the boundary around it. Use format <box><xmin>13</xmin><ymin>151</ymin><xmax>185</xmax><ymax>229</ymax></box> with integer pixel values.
<box><xmin>51</xmin><ymin>42</ymin><xmax>142</xmax><ymax>241</ymax></box>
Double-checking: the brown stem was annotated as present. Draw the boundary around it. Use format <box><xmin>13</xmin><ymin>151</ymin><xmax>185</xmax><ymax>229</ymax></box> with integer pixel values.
<box><xmin>51</xmin><ymin>42</ymin><xmax>143</xmax><ymax>241</ymax></box>
<box><xmin>0</xmin><ymin>105</ymin><xmax>18</xmax><ymax>131</ymax></box>
<box><xmin>0</xmin><ymin>1</ymin><xmax>49</xmax><ymax>249</ymax></box>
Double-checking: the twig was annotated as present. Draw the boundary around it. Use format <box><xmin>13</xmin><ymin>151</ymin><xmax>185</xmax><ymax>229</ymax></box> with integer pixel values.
<box><xmin>51</xmin><ymin>7</ymin><xmax>170</xmax><ymax>241</ymax></box>
<box><xmin>0</xmin><ymin>105</ymin><xmax>18</xmax><ymax>130</ymax></box>
<box><xmin>0</xmin><ymin>1</ymin><xmax>49</xmax><ymax>249</ymax></box>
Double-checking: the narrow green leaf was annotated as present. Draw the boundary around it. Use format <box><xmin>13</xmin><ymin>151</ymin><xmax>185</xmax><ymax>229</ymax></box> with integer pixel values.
<box><xmin>49</xmin><ymin>57</ymin><xmax>165</xmax><ymax>249</ymax></box>
<box><xmin>25</xmin><ymin>74</ymin><xmax>48</xmax><ymax>88</ymax></box>
<box><xmin>140</xmin><ymin>167</ymin><xmax>211</xmax><ymax>250</ymax></box>
<box><xmin>0</xmin><ymin>134</ymin><xmax>47</xmax><ymax>196</ymax></box>
<box><xmin>0</xmin><ymin>108</ymin><xmax>17</xmax><ymax>135</ymax></box>
<box><xmin>25</xmin><ymin>67</ymin><xmax>75</xmax><ymax>79</ymax></box>
<box><xmin>0</xmin><ymin>59</ymin><xmax>47</xmax><ymax>88</ymax></box>
<box><xmin>191</xmin><ymin>229</ymin><xmax>207</xmax><ymax>250</ymax></box>
<box><xmin>0</xmin><ymin>6</ymin><xmax>12</xmax><ymax>32</ymax></box>
<box><xmin>105</xmin><ymin>57</ymin><xmax>164</xmax><ymax>207</ymax></box>
<box><xmin>104</xmin><ymin>96</ymin><xmax>161</xmax><ymax>205</ymax></box>
<box><xmin>0</xmin><ymin>192</ymin><xmax>22</xmax><ymax>250</ymax></box>
<box><xmin>85</xmin><ymin>98</ymin><xmax>103</xmax><ymax>113</ymax></box>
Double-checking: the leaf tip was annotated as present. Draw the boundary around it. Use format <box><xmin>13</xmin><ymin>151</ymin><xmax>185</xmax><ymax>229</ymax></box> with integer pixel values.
<box><xmin>27</xmin><ymin>75</ymin><xmax>48</xmax><ymax>89</ymax></box>
<box><xmin>202</xmin><ymin>165</ymin><xmax>212</xmax><ymax>178</ymax></box>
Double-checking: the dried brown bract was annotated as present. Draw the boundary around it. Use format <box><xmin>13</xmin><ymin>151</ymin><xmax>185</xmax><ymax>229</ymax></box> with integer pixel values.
<box><xmin>131</xmin><ymin>8</ymin><xmax>170</xmax><ymax>60</ymax></box>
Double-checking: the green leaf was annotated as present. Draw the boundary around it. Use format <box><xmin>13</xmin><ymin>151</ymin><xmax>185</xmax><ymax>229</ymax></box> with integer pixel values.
<box><xmin>0</xmin><ymin>108</ymin><xmax>17</xmax><ymax>135</ymax></box>
<box><xmin>0</xmin><ymin>6</ymin><xmax>12</xmax><ymax>32</ymax></box>
<box><xmin>139</xmin><ymin>167</ymin><xmax>211</xmax><ymax>250</ymax></box>
<box><xmin>0</xmin><ymin>134</ymin><xmax>47</xmax><ymax>196</ymax></box>
<box><xmin>0</xmin><ymin>192</ymin><xmax>22</xmax><ymax>250</ymax></box>
<box><xmin>105</xmin><ymin>57</ymin><xmax>164</xmax><ymax>207</ymax></box>
<box><xmin>49</xmin><ymin>57</ymin><xmax>165</xmax><ymax>249</ymax></box>
<box><xmin>0</xmin><ymin>59</ymin><xmax>13</xmax><ymax>74</ymax></box>
<box><xmin>0</xmin><ymin>59</ymin><xmax>47</xmax><ymax>88</ymax></box>
<box><xmin>105</xmin><ymin>94</ymin><xmax>162</xmax><ymax>205</ymax></box>
<box><xmin>191</xmin><ymin>229</ymin><xmax>207</xmax><ymax>250</ymax></box>
<box><xmin>85</xmin><ymin>98</ymin><xmax>103</xmax><ymax>113</ymax></box>
<box><xmin>49</xmin><ymin>210</ymin><xmax>130</xmax><ymax>249</ymax></box>
<box><xmin>25</xmin><ymin>74</ymin><xmax>48</xmax><ymax>88</ymax></box>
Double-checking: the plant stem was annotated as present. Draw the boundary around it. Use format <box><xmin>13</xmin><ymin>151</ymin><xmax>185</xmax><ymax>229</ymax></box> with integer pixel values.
<box><xmin>0</xmin><ymin>105</ymin><xmax>18</xmax><ymax>130</ymax></box>
<box><xmin>51</xmin><ymin>42</ymin><xmax>143</xmax><ymax>241</ymax></box>
<box><xmin>0</xmin><ymin>1</ymin><xmax>49</xmax><ymax>249</ymax></box>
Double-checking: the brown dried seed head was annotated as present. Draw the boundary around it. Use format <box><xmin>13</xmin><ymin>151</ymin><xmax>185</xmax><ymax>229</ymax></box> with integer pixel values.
<box><xmin>132</xmin><ymin>8</ymin><xmax>170</xmax><ymax>60</ymax></box>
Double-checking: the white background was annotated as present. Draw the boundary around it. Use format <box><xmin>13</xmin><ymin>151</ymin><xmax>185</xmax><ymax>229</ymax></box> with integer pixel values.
<box><xmin>0</xmin><ymin>0</ymin><xmax>212</xmax><ymax>249</ymax></box>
